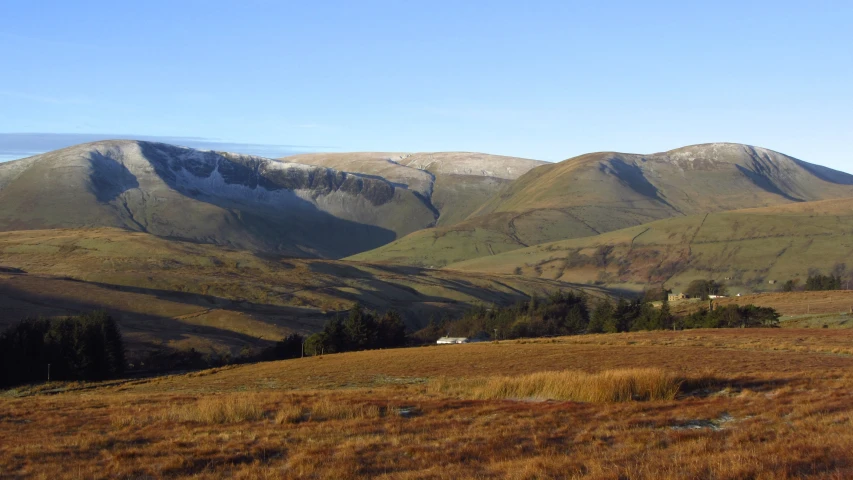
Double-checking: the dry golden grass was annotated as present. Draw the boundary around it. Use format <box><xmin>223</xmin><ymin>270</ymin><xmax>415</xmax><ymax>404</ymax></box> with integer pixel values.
<box><xmin>166</xmin><ymin>393</ymin><xmax>266</xmax><ymax>424</ymax></box>
<box><xmin>273</xmin><ymin>403</ymin><xmax>304</xmax><ymax>425</ymax></box>
<box><xmin>539</xmin><ymin>327</ymin><xmax>853</xmax><ymax>356</ymax></box>
<box><xmin>307</xmin><ymin>397</ymin><xmax>384</xmax><ymax>421</ymax></box>
<box><xmin>4</xmin><ymin>329</ymin><xmax>853</xmax><ymax>479</ymax></box>
<box><xmin>432</xmin><ymin>368</ymin><xmax>680</xmax><ymax>402</ymax></box>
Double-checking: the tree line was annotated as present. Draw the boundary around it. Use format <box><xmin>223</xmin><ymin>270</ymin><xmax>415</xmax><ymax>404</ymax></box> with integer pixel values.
<box><xmin>303</xmin><ymin>304</ymin><xmax>408</xmax><ymax>355</ymax></box>
<box><xmin>416</xmin><ymin>291</ymin><xmax>590</xmax><ymax>341</ymax></box>
<box><xmin>781</xmin><ymin>263</ymin><xmax>853</xmax><ymax>292</ymax></box>
<box><xmin>415</xmin><ymin>290</ymin><xmax>780</xmax><ymax>342</ymax></box>
<box><xmin>588</xmin><ymin>297</ymin><xmax>778</xmax><ymax>332</ymax></box>
<box><xmin>0</xmin><ymin>304</ymin><xmax>408</xmax><ymax>387</ymax></box>
<box><xmin>0</xmin><ymin>293</ymin><xmax>782</xmax><ymax>388</ymax></box>
<box><xmin>0</xmin><ymin>311</ymin><xmax>126</xmax><ymax>388</ymax></box>
<box><xmin>783</xmin><ymin>274</ymin><xmax>847</xmax><ymax>292</ymax></box>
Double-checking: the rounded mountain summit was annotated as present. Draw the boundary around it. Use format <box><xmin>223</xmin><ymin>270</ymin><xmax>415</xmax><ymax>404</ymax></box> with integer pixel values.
<box><xmin>349</xmin><ymin>143</ymin><xmax>853</xmax><ymax>267</ymax></box>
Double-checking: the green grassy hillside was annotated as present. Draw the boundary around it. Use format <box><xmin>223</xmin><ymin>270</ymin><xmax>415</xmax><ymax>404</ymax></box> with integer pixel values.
<box><xmin>351</xmin><ymin>144</ymin><xmax>853</xmax><ymax>267</ymax></box>
<box><xmin>448</xmin><ymin>198</ymin><xmax>853</xmax><ymax>294</ymax></box>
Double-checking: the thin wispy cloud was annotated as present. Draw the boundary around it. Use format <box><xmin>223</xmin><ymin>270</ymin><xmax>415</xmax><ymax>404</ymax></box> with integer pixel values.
<box><xmin>0</xmin><ymin>133</ymin><xmax>333</xmax><ymax>161</ymax></box>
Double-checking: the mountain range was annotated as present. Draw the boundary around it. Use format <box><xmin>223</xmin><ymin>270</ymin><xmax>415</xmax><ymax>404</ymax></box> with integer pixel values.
<box><xmin>2</xmin><ymin>139</ymin><xmax>852</xmax><ymax>355</ymax></box>
<box><xmin>350</xmin><ymin>143</ymin><xmax>853</xmax><ymax>267</ymax></box>
<box><xmin>0</xmin><ymin>141</ymin><xmax>544</xmax><ymax>258</ymax></box>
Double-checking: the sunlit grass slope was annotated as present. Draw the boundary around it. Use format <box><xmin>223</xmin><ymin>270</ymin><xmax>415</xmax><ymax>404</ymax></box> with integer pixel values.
<box><xmin>449</xmin><ymin>197</ymin><xmax>853</xmax><ymax>294</ymax></box>
<box><xmin>352</xmin><ymin>144</ymin><xmax>853</xmax><ymax>267</ymax></box>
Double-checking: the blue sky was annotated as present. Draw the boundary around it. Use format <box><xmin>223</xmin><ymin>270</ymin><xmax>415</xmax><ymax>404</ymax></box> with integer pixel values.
<box><xmin>1</xmin><ymin>0</ymin><xmax>851</xmax><ymax>171</ymax></box>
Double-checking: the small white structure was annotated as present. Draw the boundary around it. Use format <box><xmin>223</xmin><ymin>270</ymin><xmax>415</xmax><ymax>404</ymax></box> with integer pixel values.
<box><xmin>437</xmin><ymin>337</ymin><xmax>469</xmax><ymax>345</ymax></box>
<box><xmin>708</xmin><ymin>295</ymin><xmax>727</xmax><ymax>299</ymax></box>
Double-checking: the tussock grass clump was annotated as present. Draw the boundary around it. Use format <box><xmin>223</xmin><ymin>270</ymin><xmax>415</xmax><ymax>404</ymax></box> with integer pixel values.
<box><xmin>111</xmin><ymin>414</ymin><xmax>142</xmax><ymax>429</ymax></box>
<box><xmin>168</xmin><ymin>394</ymin><xmax>265</xmax><ymax>424</ymax></box>
<box><xmin>433</xmin><ymin>368</ymin><xmax>681</xmax><ymax>403</ymax></box>
<box><xmin>274</xmin><ymin>403</ymin><xmax>305</xmax><ymax>424</ymax></box>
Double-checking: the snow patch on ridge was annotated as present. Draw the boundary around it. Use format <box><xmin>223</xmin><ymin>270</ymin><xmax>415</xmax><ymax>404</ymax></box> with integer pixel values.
<box><xmin>172</xmin><ymin>161</ymin><xmax>313</xmax><ymax>209</ymax></box>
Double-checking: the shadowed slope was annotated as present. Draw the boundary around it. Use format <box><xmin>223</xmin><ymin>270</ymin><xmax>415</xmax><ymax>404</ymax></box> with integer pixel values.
<box><xmin>284</xmin><ymin>151</ymin><xmax>547</xmax><ymax>227</ymax></box>
<box><xmin>0</xmin><ymin>228</ymin><xmax>605</xmax><ymax>357</ymax></box>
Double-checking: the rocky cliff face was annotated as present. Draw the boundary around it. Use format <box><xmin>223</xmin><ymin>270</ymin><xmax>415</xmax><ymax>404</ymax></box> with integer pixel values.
<box><xmin>0</xmin><ymin>140</ymin><xmax>437</xmax><ymax>257</ymax></box>
<box><xmin>283</xmin><ymin>151</ymin><xmax>548</xmax><ymax>227</ymax></box>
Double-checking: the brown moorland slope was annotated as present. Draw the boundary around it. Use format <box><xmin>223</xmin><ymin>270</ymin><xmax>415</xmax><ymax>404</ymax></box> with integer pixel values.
<box><xmin>4</xmin><ymin>329</ymin><xmax>853</xmax><ymax>478</ymax></box>
<box><xmin>0</xmin><ymin>228</ymin><xmax>600</xmax><ymax>358</ymax></box>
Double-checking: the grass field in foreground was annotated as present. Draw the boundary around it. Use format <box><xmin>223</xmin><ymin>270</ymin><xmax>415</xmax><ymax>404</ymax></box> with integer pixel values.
<box><xmin>3</xmin><ymin>329</ymin><xmax>853</xmax><ymax>479</ymax></box>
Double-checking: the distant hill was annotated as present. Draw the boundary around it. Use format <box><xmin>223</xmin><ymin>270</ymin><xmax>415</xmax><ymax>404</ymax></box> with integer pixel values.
<box><xmin>447</xmin><ymin>197</ymin><xmax>853</xmax><ymax>294</ymax></box>
<box><xmin>351</xmin><ymin>143</ymin><xmax>853</xmax><ymax>267</ymax></box>
<box><xmin>0</xmin><ymin>140</ymin><xmax>441</xmax><ymax>258</ymax></box>
<box><xmin>284</xmin><ymin>152</ymin><xmax>547</xmax><ymax>227</ymax></box>
<box><xmin>0</xmin><ymin>228</ymin><xmax>601</xmax><ymax>358</ymax></box>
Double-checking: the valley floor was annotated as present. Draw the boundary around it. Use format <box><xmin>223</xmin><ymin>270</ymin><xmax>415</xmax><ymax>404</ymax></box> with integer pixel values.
<box><xmin>3</xmin><ymin>329</ymin><xmax>853</xmax><ymax>479</ymax></box>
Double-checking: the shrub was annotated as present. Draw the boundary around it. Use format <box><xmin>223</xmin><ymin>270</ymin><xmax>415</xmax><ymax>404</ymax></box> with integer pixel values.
<box><xmin>685</xmin><ymin>280</ymin><xmax>728</xmax><ymax>300</ymax></box>
<box><xmin>782</xmin><ymin>279</ymin><xmax>800</xmax><ymax>292</ymax></box>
